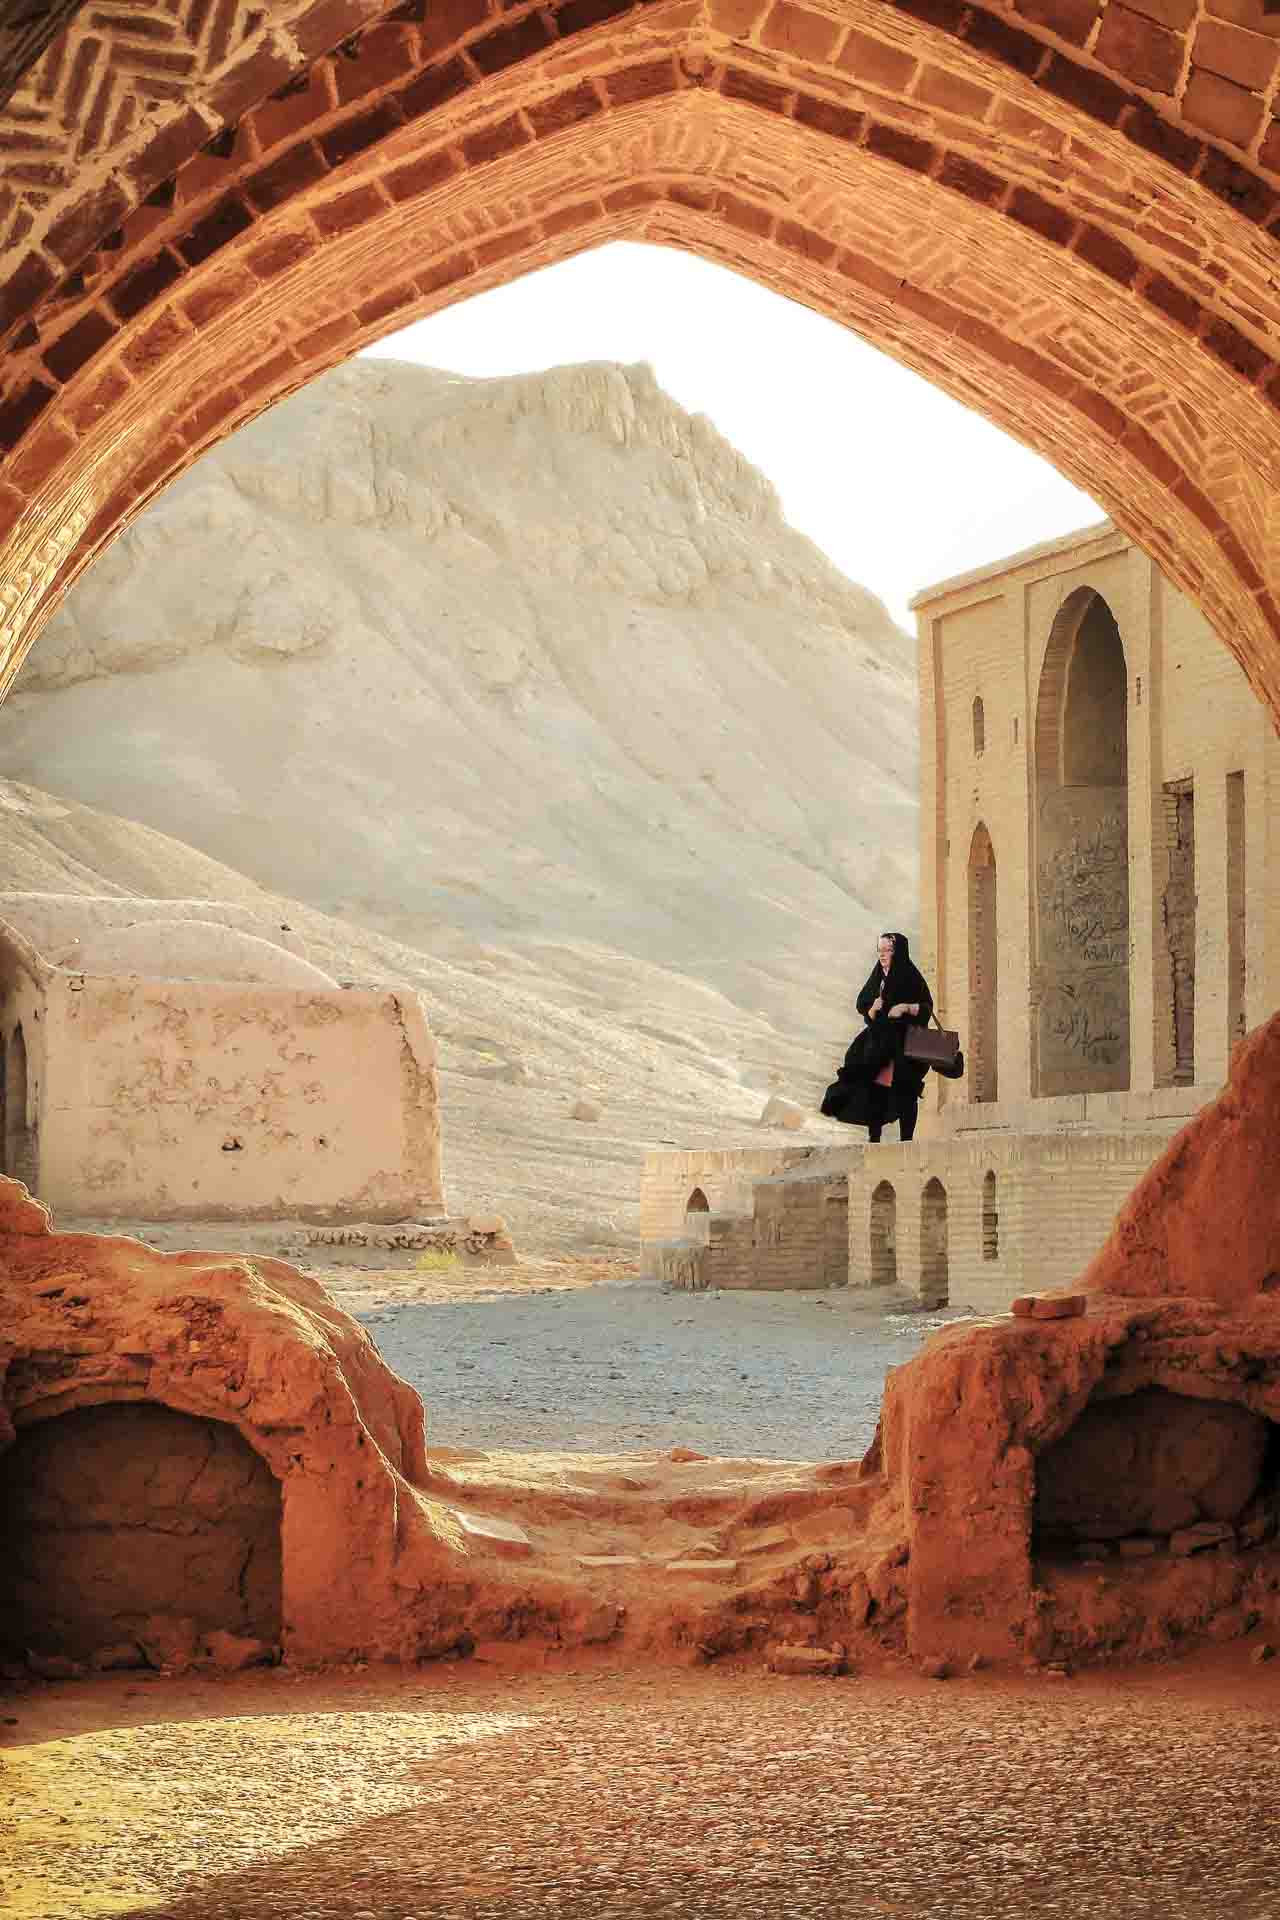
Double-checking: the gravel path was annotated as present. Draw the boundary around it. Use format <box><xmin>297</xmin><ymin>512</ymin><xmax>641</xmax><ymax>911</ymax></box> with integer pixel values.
<box><xmin>360</xmin><ymin>1283</ymin><xmax>956</xmax><ymax>1458</ymax></box>
<box><xmin>12</xmin><ymin>1656</ymin><xmax>1280</xmax><ymax>1920</ymax></box>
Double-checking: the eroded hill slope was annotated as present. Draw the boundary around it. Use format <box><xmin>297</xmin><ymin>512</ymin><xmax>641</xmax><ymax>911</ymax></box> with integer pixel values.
<box><xmin>0</xmin><ymin>358</ymin><xmax>917</xmax><ymax>1052</ymax></box>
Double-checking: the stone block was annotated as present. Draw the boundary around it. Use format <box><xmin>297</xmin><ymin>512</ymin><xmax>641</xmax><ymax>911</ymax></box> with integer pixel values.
<box><xmin>915</xmin><ymin>65</ymin><xmax>993</xmax><ymax>118</ymax></box>
<box><xmin>1015</xmin><ymin>0</ymin><xmax>1101</xmax><ymax>41</ymax></box>
<box><xmin>203</xmin><ymin>1630</ymin><xmax>274</xmax><ymax>1671</ymax></box>
<box><xmin>665</xmin><ymin>1558</ymin><xmax>738</xmax><ymax>1578</ymax></box>
<box><xmin>1011</xmin><ymin>1292</ymin><xmax>1086</xmax><ymax>1318</ymax></box>
<box><xmin>457</xmin><ymin>1510</ymin><xmax>533</xmax><ymax>1556</ymax></box>
<box><xmin>1183</xmin><ymin>67</ymin><xmax>1266</xmax><ymax>146</ymax></box>
<box><xmin>1192</xmin><ymin>17</ymin><xmax>1280</xmax><ymax>89</ymax></box>
<box><xmin>1095</xmin><ymin>3</ymin><xmax>1183</xmax><ymax>91</ymax></box>
<box><xmin>759</xmin><ymin>2</ymin><xmax>840</xmax><ymax>62</ymax></box>
<box><xmin>740</xmin><ymin>1525</ymin><xmax>794</xmax><ymax>1555</ymax></box>
<box><xmin>575</xmin><ymin>1554</ymin><xmax>641</xmax><ymax>1568</ymax></box>
<box><xmin>837</xmin><ymin>29</ymin><xmax>917</xmax><ymax>90</ymax></box>
<box><xmin>767</xmin><ymin>1641</ymin><xmax>844</xmax><ymax>1675</ymax></box>
<box><xmin>1170</xmin><ymin>1520</ymin><xmax>1235</xmax><ymax>1555</ymax></box>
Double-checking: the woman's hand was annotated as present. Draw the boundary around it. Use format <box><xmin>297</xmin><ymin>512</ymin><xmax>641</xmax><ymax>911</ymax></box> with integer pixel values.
<box><xmin>869</xmin><ymin>995</ymin><xmax>884</xmax><ymax>1017</ymax></box>
<box><xmin>888</xmin><ymin>1002</ymin><xmax>911</xmax><ymax>1019</ymax></box>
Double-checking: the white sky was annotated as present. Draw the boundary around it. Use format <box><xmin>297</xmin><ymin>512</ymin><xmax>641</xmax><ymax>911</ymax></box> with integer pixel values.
<box><xmin>363</xmin><ymin>240</ymin><xmax>1101</xmax><ymax>629</ymax></box>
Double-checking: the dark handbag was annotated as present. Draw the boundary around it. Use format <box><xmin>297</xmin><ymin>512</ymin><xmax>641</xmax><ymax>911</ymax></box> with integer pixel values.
<box><xmin>903</xmin><ymin>1012</ymin><xmax>961</xmax><ymax>1071</ymax></box>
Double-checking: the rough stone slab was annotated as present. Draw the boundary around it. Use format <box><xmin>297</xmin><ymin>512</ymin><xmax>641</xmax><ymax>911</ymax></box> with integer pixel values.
<box><xmin>767</xmin><ymin>1642</ymin><xmax>844</xmax><ymax>1676</ymax></box>
<box><xmin>1170</xmin><ymin>1520</ymin><xmax>1234</xmax><ymax>1556</ymax></box>
<box><xmin>1011</xmin><ymin>1292</ymin><xmax>1087</xmax><ymax>1319</ymax></box>
<box><xmin>457</xmin><ymin>1510</ymin><xmax>533</xmax><ymax>1556</ymax></box>
<box><xmin>741</xmin><ymin>1525</ymin><xmax>794</xmax><ymax>1555</ymax></box>
<box><xmin>575</xmin><ymin>1554</ymin><xmax>640</xmax><ymax>1568</ymax></box>
<box><xmin>665</xmin><ymin>1558</ymin><xmax>738</xmax><ymax>1578</ymax></box>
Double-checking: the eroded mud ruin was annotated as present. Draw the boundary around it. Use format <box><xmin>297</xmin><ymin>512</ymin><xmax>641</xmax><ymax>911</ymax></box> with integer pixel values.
<box><xmin>4</xmin><ymin>0</ymin><xmax>1280</xmax><ymax>1691</ymax></box>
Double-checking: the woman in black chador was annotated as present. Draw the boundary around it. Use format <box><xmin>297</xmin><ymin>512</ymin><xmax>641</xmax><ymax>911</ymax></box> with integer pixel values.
<box><xmin>821</xmin><ymin>931</ymin><xmax>934</xmax><ymax>1141</ymax></box>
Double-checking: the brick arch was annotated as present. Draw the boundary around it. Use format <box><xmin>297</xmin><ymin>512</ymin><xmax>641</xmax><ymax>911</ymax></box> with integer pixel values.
<box><xmin>5</xmin><ymin>3</ymin><xmax>1280</xmax><ymax>718</ymax></box>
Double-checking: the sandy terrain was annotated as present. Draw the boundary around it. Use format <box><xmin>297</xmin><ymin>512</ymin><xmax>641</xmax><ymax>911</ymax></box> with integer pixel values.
<box><xmin>354</xmin><ymin>1277</ymin><xmax>948</xmax><ymax>1458</ymax></box>
<box><xmin>0</xmin><ymin>772</ymin><xmax>857</xmax><ymax>1254</ymax></box>
<box><xmin>0</xmin><ymin>357</ymin><xmax>918</xmax><ymax>1253</ymax></box>
<box><xmin>5</xmin><ymin>1648</ymin><xmax>1280</xmax><ymax>1920</ymax></box>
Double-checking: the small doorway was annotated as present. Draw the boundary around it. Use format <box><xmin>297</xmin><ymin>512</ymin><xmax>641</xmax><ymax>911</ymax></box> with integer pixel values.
<box><xmin>921</xmin><ymin>1179</ymin><xmax>949</xmax><ymax>1307</ymax></box>
<box><xmin>870</xmin><ymin>1182</ymin><xmax>897</xmax><ymax>1287</ymax></box>
<box><xmin>5</xmin><ymin>1025</ymin><xmax>35</xmax><ymax>1192</ymax></box>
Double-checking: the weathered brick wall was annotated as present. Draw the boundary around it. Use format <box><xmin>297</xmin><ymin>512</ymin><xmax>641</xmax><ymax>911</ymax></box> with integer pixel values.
<box><xmin>850</xmin><ymin>1129</ymin><xmax>1174</xmax><ymax>1311</ymax></box>
<box><xmin>916</xmin><ymin>524</ymin><xmax>1280</xmax><ymax>1131</ymax></box>
<box><xmin>639</xmin><ymin>1145</ymin><xmax>815</xmax><ymax>1272</ymax></box>
<box><xmin>643</xmin><ymin>1147</ymin><xmax>859</xmax><ymax>1287</ymax></box>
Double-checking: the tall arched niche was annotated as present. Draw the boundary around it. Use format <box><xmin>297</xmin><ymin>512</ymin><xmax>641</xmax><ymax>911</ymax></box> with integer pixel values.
<box><xmin>1032</xmin><ymin>587</ymin><xmax>1130</xmax><ymax>1098</ymax></box>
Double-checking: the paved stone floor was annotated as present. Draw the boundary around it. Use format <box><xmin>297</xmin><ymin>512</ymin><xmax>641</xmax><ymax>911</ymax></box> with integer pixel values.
<box><xmin>7</xmin><ymin>1652</ymin><xmax>1280</xmax><ymax>1919</ymax></box>
<box><xmin>360</xmin><ymin>1282</ymin><xmax>952</xmax><ymax>1458</ymax></box>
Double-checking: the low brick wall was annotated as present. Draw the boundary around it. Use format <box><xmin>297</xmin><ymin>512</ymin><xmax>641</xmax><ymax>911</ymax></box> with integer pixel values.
<box><xmin>644</xmin><ymin>1129</ymin><xmax>1182</xmax><ymax>1307</ymax></box>
<box><xmin>851</xmin><ymin>1131</ymin><xmax>1176</xmax><ymax>1311</ymax></box>
<box><xmin>640</xmin><ymin>1146</ymin><xmax>828</xmax><ymax>1278</ymax></box>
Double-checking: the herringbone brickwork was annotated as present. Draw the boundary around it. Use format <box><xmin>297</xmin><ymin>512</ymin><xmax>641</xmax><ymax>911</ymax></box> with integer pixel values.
<box><xmin>4</xmin><ymin>0</ymin><xmax>1280</xmax><ymax>748</ymax></box>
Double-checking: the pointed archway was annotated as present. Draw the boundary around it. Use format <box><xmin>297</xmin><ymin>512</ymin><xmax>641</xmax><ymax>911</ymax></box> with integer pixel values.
<box><xmin>967</xmin><ymin>822</ymin><xmax>998</xmax><ymax>1105</ymax></box>
<box><xmin>1033</xmin><ymin>588</ymin><xmax>1130</xmax><ymax>1097</ymax></box>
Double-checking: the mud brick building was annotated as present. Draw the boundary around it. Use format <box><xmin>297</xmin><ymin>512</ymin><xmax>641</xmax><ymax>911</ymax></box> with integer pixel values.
<box><xmin>0</xmin><ymin>894</ymin><xmax>441</xmax><ymax>1224</ymax></box>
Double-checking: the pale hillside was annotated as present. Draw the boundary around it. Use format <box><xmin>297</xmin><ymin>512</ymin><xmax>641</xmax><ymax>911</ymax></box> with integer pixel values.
<box><xmin>0</xmin><ymin>358</ymin><xmax>918</xmax><ymax>1059</ymax></box>
<box><xmin>0</xmin><ymin>774</ymin><xmax>852</xmax><ymax>1251</ymax></box>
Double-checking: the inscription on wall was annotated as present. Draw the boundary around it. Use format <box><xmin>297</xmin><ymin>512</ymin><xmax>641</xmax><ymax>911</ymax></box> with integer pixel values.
<box><xmin>1037</xmin><ymin>793</ymin><xmax>1128</xmax><ymax>969</ymax></box>
<box><xmin>1036</xmin><ymin>787</ymin><xmax>1130</xmax><ymax>1088</ymax></box>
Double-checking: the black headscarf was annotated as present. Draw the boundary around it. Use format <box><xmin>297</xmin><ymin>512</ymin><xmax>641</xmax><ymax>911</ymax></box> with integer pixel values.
<box><xmin>856</xmin><ymin>931</ymin><xmax>933</xmax><ymax>1026</ymax></box>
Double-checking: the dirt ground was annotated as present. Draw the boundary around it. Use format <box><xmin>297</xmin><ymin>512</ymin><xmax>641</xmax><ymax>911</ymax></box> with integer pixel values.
<box><xmin>350</xmin><ymin>1268</ymin><xmax>948</xmax><ymax>1458</ymax></box>
<box><xmin>11</xmin><ymin>1264</ymin><xmax>1277</xmax><ymax>1920</ymax></box>
<box><xmin>4</xmin><ymin>1646</ymin><xmax>1280</xmax><ymax>1920</ymax></box>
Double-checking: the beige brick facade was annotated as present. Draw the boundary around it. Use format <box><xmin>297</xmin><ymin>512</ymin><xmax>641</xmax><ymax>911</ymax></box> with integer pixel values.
<box><xmin>642</xmin><ymin>523</ymin><xmax>1279</xmax><ymax>1306</ymax></box>
<box><xmin>913</xmin><ymin>520</ymin><xmax>1280</xmax><ymax>1128</ymax></box>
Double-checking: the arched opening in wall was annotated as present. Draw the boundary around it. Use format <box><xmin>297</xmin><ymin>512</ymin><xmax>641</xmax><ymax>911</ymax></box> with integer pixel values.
<box><xmin>823</xmin><ymin>1180</ymin><xmax>849</xmax><ymax>1289</ymax></box>
<box><xmin>684</xmin><ymin>1186</ymin><xmax>711</xmax><ymax>1246</ymax></box>
<box><xmin>968</xmin><ymin>823</ymin><xmax>998</xmax><ymax>1105</ymax></box>
<box><xmin>0</xmin><ymin>1402</ymin><xmax>282</xmax><ymax>1665</ymax></box>
<box><xmin>1032</xmin><ymin>1387</ymin><xmax>1280</xmax><ymax>1630</ymax></box>
<box><xmin>972</xmin><ymin>697</ymin><xmax>985</xmax><ymax>758</ymax></box>
<box><xmin>1033</xmin><ymin>590</ymin><xmax>1130</xmax><ymax>1098</ymax></box>
<box><xmin>920</xmin><ymin>1178</ymin><xmax>949</xmax><ymax>1308</ymax></box>
<box><xmin>982</xmin><ymin>1170</ymin><xmax>999</xmax><ymax>1263</ymax></box>
<box><xmin>5</xmin><ymin>1025</ymin><xmax>35</xmax><ymax>1193</ymax></box>
<box><xmin>869</xmin><ymin>1182</ymin><xmax>898</xmax><ymax>1289</ymax></box>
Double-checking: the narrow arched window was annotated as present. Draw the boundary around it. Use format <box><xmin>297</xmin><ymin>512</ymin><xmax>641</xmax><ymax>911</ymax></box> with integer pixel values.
<box><xmin>973</xmin><ymin>695</ymin><xmax>985</xmax><ymax>757</ymax></box>
<box><xmin>982</xmin><ymin>1171</ymin><xmax>998</xmax><ymax>1262</ymax></box>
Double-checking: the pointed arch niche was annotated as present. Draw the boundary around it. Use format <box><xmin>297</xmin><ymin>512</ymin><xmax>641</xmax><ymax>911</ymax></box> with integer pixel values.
<box><xmin>967</xmin><ymin>823</ymin><xmax>998</xmax><ymax>1105</ymax></box>
<box><xmin>1032</xmin><ymin>588</ymin><xmax>1130</xmax><ymax>1097</ymax></box>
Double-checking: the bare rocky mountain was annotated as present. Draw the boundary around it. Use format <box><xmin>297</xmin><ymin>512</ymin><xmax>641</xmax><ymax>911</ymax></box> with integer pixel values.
<box><xmin>0</xmin><ymin>358</ymin><xmax>919</xmax><ymax>1250</ymax></box>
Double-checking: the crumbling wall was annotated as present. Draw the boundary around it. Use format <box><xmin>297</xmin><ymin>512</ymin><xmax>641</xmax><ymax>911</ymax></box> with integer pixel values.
<box><xmin>36</xmin><ymin>974</ymin><xmax>441</xmax><ymax>1223</ymax></box>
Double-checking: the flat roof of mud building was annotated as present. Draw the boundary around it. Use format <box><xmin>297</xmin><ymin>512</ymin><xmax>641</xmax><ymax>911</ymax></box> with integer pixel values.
<box><xmin>908</xmin><ymin>518</ymin><xmax>1119</xmax><ymax>613</ymax></box>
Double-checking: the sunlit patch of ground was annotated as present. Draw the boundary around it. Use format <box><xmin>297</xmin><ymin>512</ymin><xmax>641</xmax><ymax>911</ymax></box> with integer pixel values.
<box><xmin>313</xmin><ymin>1253</ymin><xmax>638</xmax><ymax>1313</ymax></box>
<box><xmin>4</xmin><ymin>1649</ymin><xmax>1280</xmax><ymax>1920</ymax></box>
